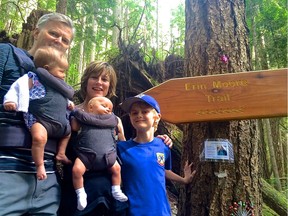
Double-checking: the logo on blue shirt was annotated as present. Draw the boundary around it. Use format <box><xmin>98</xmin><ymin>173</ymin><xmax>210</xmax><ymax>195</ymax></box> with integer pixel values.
<box><xmin>156</xmin><ymin>153</ymin><xmax>165</xmax><ymax>166</ymax></box>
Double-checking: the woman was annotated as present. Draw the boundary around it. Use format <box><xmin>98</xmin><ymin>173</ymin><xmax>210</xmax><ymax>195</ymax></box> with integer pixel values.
<box><xmin>58</xmin><ymin>61</ymin><xmax>171</xmax><ymax>216</ymax></box>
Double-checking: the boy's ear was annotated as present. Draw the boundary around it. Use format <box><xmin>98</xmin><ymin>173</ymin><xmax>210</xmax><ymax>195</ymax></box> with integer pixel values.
<box><xmin>156</xmin><ymin>113</ymin><xmax>161</xmax><ymax>120</ymax></box>
<box><xmin>154</xmin><ymin>113</ymin><xmax>161</xmax><ymax>123</ymax></box>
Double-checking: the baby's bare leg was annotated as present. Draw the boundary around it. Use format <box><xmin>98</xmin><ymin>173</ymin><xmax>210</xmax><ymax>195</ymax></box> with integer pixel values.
<box><xmin>110</xmin><ymin>161</ymin><xmax>128</xmax><ymax>202</ymax></box>
<box><xmin>110</xmin><ymin>160</ymin><xmax>121</xmax><ymax>185</ymax></box>
<box><xmin>56</xmin><ymin>134</ymin><xmax>72</xmax><ymax>164</ymax></box>
<box><xmin>72</xmin><ymin>158</ymin><xmax>86</xmax><ymax>189</ymax></box>
<box><xmin>31</xmin><ymin>123</ymin><xmax>47</xmax><ymax>180</ymax></box>
<box><xmin>73</xmin><ymin>158</ymin><xmax>87</xmax><ymax>210</ymax></box>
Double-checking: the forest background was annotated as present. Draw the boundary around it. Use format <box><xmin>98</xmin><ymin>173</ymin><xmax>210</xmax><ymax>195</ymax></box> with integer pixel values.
<box><xmin>0</xmin><ymin>0</ymin><xmax>287</xmax><ymax>215</ymax></box>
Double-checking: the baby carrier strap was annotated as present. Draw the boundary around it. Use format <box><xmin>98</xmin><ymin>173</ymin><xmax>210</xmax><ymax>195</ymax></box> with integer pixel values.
<box><xmin>71</xmin><ymin>109</ymin><xmax>118</xmax><ymax>128</ymax></box>
<box><xmin>8</xmin><ymin>43</ymin><xmax>35</xmax><ymax>76</ymax></box>
<box><xmin>0</xmin><ymin>124</ymin><xmax>58</xmax><ymax>153</ymax></box>
<box><xmin>0</xmin><ymin>43</ymin><xmax>34</xmax><ymax>124</ymax></box>
<box><xmin>35</xmin><ymin>67</ymin><xmax>74</xmax><ymax>100</ymax></box>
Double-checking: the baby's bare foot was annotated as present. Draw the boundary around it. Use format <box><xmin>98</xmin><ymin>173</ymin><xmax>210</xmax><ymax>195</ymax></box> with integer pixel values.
<box><xmin>37</xmin><ymin>165</ymin><xmax>47</xmax><ymax>180</ymax></box>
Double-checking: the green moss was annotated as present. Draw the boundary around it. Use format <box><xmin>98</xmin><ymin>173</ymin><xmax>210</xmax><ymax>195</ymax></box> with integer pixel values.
<box><xmin>263</xmin><ymin>203</ymin><xmax>279</xmax><ymax>216</ymax></box>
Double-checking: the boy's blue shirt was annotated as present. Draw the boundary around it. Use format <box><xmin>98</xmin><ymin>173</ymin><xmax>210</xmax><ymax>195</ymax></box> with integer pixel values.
<box><xmin>117</xmin><ymin>137</ymin><xmax>172</xmax><ymax>216</ymax></box>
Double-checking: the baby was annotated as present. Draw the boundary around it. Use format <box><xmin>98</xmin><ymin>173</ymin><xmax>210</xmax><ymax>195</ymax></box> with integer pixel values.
<box><xmin>71</xmin><ymin>96</ymin><xmax>127</xmax><ymax>211</ymax></box>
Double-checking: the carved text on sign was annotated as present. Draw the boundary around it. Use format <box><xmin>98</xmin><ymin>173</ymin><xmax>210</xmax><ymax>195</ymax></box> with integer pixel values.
<box><xmin>144</xmin><ymin>69</ymin><xmax>287</xmax><ymax>123</ymax></box>
<box><xmin>212</xmin><ymin>80</ymin><xmax>248</xmax><ymax>88</ymax></box>
<box><xmin>196</xmin><ymin>107</ymin><xmax>244</xmax><ymax>115</ymax></box>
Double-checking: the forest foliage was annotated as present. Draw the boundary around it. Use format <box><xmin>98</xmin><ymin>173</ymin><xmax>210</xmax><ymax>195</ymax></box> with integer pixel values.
<box><xmin>1</xmin><ymin>0</ymin><xmax>287</xmax><ymax>204</ymax></box>
<box><xmin>0</xmin><ymin>0</ymin><xmax>286</xmax><ymax>81</ymax></box>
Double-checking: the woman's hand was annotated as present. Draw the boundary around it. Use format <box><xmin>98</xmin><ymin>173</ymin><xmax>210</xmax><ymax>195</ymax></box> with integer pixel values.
<box><xmin>183</xmin><ymin>160</ymin><xmax>196</xmax><ymax>184</ymax></box>
<box><xmin>157</xmin><ymin>134</ymin><xmax>173</xmax><ymax>148</ymax></box>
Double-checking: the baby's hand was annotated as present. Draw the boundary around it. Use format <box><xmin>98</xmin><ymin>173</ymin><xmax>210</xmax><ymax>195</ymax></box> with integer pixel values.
<box><xmin>68</xmin><ymin>101</ymin><xmax>75</xmax><ymax>110</ymax></box>
<box><xmin>4</xmin><ymin>102</ymin><xmax>17</xmax><ymax>111</ymax></box>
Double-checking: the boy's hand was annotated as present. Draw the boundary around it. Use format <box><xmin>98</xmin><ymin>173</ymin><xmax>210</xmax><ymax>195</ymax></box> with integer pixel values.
<box><xmin>183</xmin><ymin>160</ymin><xmax>196</xmax><ymax>184</ymax></box>
<box><xmin>4</xmin><ymin>102</ymin><xmax>17</xmax><ymax>111</ymax></box>
<box><xmin>157</xmin><ymin>134</ymin><xmax>173</xmax><ymax>148</ymax></box>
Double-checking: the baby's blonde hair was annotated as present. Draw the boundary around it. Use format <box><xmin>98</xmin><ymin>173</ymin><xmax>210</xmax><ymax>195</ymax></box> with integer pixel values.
<box><xmin>34</xmin><ymin>47</ymin><xmax>68</xmax><ymax>70</ymax></box>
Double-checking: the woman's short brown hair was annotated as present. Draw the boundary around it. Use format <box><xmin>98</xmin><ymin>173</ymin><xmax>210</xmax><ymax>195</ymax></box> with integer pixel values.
<box><xmin>80</xmin><ymin>61</ymin><xmax>117</xmax><ymax>99</ymax></box>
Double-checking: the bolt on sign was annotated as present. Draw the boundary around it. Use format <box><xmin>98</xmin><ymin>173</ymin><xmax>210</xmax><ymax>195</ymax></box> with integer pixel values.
<box><xmin>144</xmin><ymin>68</ymin><xmax>287</xmax><ymax>124</ymax></box>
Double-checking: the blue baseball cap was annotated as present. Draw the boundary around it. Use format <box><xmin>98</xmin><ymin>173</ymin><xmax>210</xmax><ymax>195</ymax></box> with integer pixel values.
<box><xmin>120</xmin><ymin>93</ymin><xmax>161</xmax><ymax>113</ymax></box>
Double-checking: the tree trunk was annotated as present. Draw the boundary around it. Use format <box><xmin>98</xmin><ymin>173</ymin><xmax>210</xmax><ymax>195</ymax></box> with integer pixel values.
<box><xmin>258</xmin><ymin>120</ymin><xmax>271</xmax><ymax>179</ymax></box>
<box><xmin>90</xmin><ymin>13</ymin><xmax>97</xmax><ymax>62</ymax></box>
<box><xmin>16</xmin><ymin>10</ymin><xmax>50</xmax><ymax>50</ymax></box>
<box><xmin>178</xmin><ymin>1</ymin><xmax>261</xmax><ymax>215</ymax></box>
<box><xmin>78</xmin><ymin>13</ymin><xmax>86</xmax><ymax>78</ymax></box>
<box><xmin>260</xmin><ymin>34</ymin><xmax>269</xmax><ymax>70</ymax></box>
<box><xmin>270</xmin><ymin>118</ymin><xmax>285</xmax><ymax>178</ymax></box>
<box><xmin>156</xmin><ymin>0</ymin><xmax>159</xmax><ymax>50</ymax></box>
<box><xmin>56</xmin><ymin>0</ymin><xmax>67</xmax><ymax>15</ymax></box>
<box><xmin>248</xmin><ymin>2</ymin><xmax>260</xmax><ymax>70</ymax></box>
<box><xmin>263</xmin><ymin>119</ymin><xmax>282</xmax><ymax>191</ymax></box>
<box><xmin>280</xmin><ymin>118</ymin><xmax>287</xmax><ymax>177</ymax></box>
<box><xmin>112</xmin><ymin>0</ymin><xmax>121</xmax><ymax>47</ymax></box>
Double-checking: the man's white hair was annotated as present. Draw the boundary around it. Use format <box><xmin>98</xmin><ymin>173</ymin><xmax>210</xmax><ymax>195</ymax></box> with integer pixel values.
<box><xmin>36</xmin><ymin>12</ymin><xmax>75</xmax><ymax>37</ymax></box>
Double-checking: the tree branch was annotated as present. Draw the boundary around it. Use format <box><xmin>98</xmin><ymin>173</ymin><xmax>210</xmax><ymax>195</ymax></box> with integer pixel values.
<box><xmin>3</xmin><ymin>1</ymin><xmax>25</xmax><ymax>22</ymax></box>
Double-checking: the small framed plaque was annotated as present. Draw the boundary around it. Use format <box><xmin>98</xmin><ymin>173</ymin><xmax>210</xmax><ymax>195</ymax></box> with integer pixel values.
<box><xmin>200</xmin><ymin>139</ymin><xmax>234</xmax><ymax>162</ymax></box>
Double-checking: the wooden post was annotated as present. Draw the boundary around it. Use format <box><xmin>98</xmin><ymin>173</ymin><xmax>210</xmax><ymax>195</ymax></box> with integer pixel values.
<box><xmin>144</xmin><ymin>68</ymin><xmax>287</xmax><ymax>123</ymax></box>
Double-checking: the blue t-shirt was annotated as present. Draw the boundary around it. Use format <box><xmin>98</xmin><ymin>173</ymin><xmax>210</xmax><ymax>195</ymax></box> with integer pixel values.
<box><xmin>117</xmin><ymin>137</ymin><xmax>172</xmax><ymax>216</ymax></box>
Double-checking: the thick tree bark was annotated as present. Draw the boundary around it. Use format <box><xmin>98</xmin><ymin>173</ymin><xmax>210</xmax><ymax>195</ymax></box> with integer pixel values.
<box><xmin>16</xmin><ymin>10</ymin><xmax>49</xmax><ymax>50</ymax></box>
<box><xmin>179</xmin><ymin>1</ymin><xmax>261</xmax><ymax>215</ymax></box>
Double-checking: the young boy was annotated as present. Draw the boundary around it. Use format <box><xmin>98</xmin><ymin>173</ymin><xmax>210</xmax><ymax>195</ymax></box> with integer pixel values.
<box><xmin>71</xmin><ymin>96</ymin><xmax>128</xmax><ymax>211</ymax></box>
<box><xmin>118</xmin><ymin>94</ymin><xmax>196</xmax><ymax>216</ymax></box>
<box><xmin>3</xmin><ymin>46</ymin><xmax>74</xmax><ymax>180</ymax></box>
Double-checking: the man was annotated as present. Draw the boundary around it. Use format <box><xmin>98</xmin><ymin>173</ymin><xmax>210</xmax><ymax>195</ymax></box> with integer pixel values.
<box><xmin>0</xmin><ymin>12</ymin><xmax>74</xmax><ymax>215</ymax></box>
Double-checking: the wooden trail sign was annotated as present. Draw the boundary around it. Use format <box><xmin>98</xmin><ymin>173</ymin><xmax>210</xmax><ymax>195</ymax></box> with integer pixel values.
<box><xmin>144</xmin><ymin>68</ymin><xmax>287</xmax><ymax>124</ymax></box>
